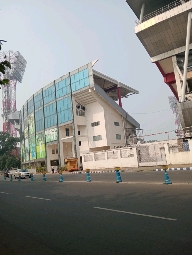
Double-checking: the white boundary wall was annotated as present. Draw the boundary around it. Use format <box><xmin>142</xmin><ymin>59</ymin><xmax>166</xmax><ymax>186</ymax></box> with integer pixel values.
<box><xmin>82</xmin><ymin>147</ymin><xmax>138</xmax><ymax>169</ymax></box>
<box><xmin>81</xmin><ymin>139</ymin><xmax>192</xmax><ymax>169</ymax></box>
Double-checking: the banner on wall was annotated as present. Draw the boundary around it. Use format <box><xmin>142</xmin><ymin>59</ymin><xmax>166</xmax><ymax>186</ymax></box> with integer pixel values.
<box><xmin>36</xmin><ymin>132</ymin><xmax>46</xmax><ymax>159</ymax></box>
<box><xmin>45</xmin><ymin>128</ymin><xmax>58</xmax><ymax>143</ymax></box>
<box><xmin>29</xmin><ymin>136</ymin><xmax>36</xmax><ymax>160</ymax></box>
<box><xmin>25</xmin><ymin>139</ymin><xmax>29</xmax><ymax>162</ymax></box>
<box><xmin>28</xmin><ymin>114</ymin><xmax>35</xmax><ymax>136</ymax></box>
<box><xmin>24</xmin><ymin>118</ymin><xmax>28</xmax><ymax>138</ymax></box>
<box><xmin>21</xmin><ymin>141</ymin><xmax>25</xmax><ymax>163</ymax></box>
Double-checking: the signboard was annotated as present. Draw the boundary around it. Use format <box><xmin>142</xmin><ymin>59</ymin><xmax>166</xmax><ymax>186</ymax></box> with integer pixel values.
<box><xmin>24</xmin><ymin>118</ymin><xmax>28</xmax><ymax>138</ymax></box>
<box><xmin>29</xmin><ymin>135</ymin><xmax>36</xmax><ymax>160</ymax></box>
<box><xmin>24</xmin><ymin>139</ymin><xmax>29</xmax><ymax>162</ymax></box>
<box><xmin>45</xmin><ymin>127</ymin><xmax>58</xmax><ymax>143</ymax></box>
<box><xmin>28</xmin><ymin>114</ymin><xmax>35</xmax><ymax>135</ymax></box>
<box><xmin>36</xmin><ymin>132</ymin><xmax>46</xmax><ymax>159</ymax></box>
<box><xmin>21</xmin><ymin>141</ymin><xmax>25</xmax><ymax>163</ymax></box>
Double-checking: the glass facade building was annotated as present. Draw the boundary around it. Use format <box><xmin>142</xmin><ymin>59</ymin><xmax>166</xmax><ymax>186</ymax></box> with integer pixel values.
<box><xmin>20</xmin><ymin>63</ymin><xmax>92</xmax><ymax>164</ymax></box>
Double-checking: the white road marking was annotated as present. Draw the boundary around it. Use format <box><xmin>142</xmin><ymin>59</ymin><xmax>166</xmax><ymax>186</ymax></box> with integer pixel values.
<box><xmin>5</xmin><ymin>193</ymin><xmax>9</xmax><ymax>194</ymax></box>
<box><xmin>0</xmin><ymin>192</ymin><xmax>5</xmax><ymax>193</ymax></box>
<box><xmin>25</xmin><ymin>196</ymin><xmax>51</xmax><ymax>201</ymax></box>
<box><xmin>94</xmin><ymin>207</ymin><xmax>177</xmax><ymax>221</ymax></box>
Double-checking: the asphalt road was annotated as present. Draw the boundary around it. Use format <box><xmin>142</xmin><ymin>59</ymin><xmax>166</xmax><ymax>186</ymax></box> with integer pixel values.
<box><xmin>3</xmin><ymin>170</ymin><xmax>192</xmax><ymax>184</ymax></box>
<box><xmin>0</xmin><ymin>172</ymin><xmax>192</xmax><ymax>255</ymax></box>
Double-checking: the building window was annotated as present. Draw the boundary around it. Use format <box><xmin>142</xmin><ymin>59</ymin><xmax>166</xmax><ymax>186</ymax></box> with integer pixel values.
<box><xmin>79</xmin><ymin>141</ymin><xmax>81</xmax><ymax>146</ymax></box>
<box><xmin>93</xmin><ymin>135</ymin><xmax>102</xmax><ymax>141</ymax></box>
<box><xmin>52</xmin><ymin>149</ymin><xmax>55</xmax><ymax>154</ymax></box>
<box><xmin>114</xmin><ymin>122</ymin><xmax>120</xmax><ymax>126</ymax></box>
<box><xmin>56</xmin><ymin>148</ymin><xmax>58</xmax><ymax>154</ymax></box>
<box><xmin>78</xmin><ymin>131</ymin><xmax>80</xmax><ymax>135</ymax></box>
<box><xmin>91</xmin><ymin>121</ymin><xmax>100</xmax><ymax>127</ymax></box>
<box><xmin>66</xmin><ymin>128</ymin><xmax>69</xmax><ymax>136</ymax></box>
<box><xmin>116</xmin><ymin>134</ymin><xmax>121</xmax><ymax>140</ymax></box>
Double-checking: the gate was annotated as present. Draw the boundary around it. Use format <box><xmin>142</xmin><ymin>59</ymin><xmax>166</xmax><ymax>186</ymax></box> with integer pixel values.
<box><xmin>137</xmin><ymin>143</ymin><xmax>166</xmax><ymax>167</ymax></box>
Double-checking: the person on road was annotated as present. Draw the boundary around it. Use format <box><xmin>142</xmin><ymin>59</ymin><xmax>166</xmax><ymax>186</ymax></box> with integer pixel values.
<box><xmin>52</xmin><ymin>167</ymin><xmax>54</xmax><ymax>174</ymax></box>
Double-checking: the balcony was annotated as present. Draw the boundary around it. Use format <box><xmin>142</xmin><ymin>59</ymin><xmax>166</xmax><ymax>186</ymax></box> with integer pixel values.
<box><xmin>135</xmin><ymin>0</ymin><xmax>190</xmax><ymax>25</ymax></box>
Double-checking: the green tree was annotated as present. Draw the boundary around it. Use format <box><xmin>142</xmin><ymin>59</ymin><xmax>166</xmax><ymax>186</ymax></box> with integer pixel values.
<box><xmin>0</xmin><ymin>40</ymin><xmax>11</xmax><ymax>86</ymax></box>
<box><xmin>0</xmin><ymin>132</ymin><xmax>19</xmax><ymax>156</ymax></box>
<box><xmin>0</xmin><ymin>132</ymin><xmax>20</xmax><ymax>170</ymax></box>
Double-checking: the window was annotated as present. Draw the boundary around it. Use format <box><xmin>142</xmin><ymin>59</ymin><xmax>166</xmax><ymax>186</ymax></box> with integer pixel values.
<box><xmin>78</xmin><ymin>131</ymin><xmax>80</xmax><ymax>135</ymax></box>
<box><xmin>93</xmin><ymin>135</ymin><xmax>102</xmax><ymax>141</ymax></box>
<box><xmin>56</xmin><ymin>148</ymin><xmax>58</xmax><ymax>154</ymax></box>
<box><xmin>79</xmin><ymin>141</ymin><xmax>81</xmax><ymax>146</ymax></box>
<box><xmin>91</xmin><ymin>121</ymin><xmax>100</xmax><ymax>127</ymax></box>
<box><xmin>116</xmin><ymin>134</ymin><xmax>121</xmax><ymax>140</ymax></box>
<box><xmin>52</xmin><ymin>149</ymin><xmax>55</xmax><ymax>154</ymax></box>
<box><xmin>66</xmin><ymin>128</ymin><xmax>69</xmax><ymax>136</ymax></box>
<box><xmin>114</xmin><ymin>122</ymin><xmax>120</xmax><ymax>126</ymax></box>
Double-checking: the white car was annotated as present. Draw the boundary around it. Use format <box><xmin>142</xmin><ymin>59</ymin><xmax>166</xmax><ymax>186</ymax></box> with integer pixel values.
<box><xmin>14</xmin><ymin>169</ymin><xmax>31</xmax><ymax>179</ymax></box>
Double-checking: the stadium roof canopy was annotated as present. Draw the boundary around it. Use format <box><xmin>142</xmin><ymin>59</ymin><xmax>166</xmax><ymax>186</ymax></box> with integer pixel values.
<box><xmin>125</xmin><ymin>0</ymin><xmax>175</xmax><ymax>19</ymax></box>
<box><xmin>93</xmin><ymin>69</ymin><xmax>139</xmax><ymax>101</ymax></box>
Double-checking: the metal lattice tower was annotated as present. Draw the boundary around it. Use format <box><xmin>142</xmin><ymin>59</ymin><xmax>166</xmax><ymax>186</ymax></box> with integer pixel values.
<box><xmin>0</xmin><ymin>51</ymin><xmax>27</xmax><ymax>136</ymax></box>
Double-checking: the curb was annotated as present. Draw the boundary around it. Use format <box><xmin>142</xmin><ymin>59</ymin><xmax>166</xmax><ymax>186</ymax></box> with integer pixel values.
<box><xmin>153</xmin><ymin>167</ymin><xmax>192</xmax><ymax>171</ymax></box>
<box><xmin>71</xmin><ymin>170</ymin><xmax>117</xmax><ymax>174</ymax></box>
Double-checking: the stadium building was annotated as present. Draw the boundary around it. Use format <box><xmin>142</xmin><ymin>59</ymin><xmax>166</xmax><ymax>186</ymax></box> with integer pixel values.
<box><xmin>126</xmin><ymin>0</ymin><xmax>192</xmax><ymax>136</ymax></box>
<box><xmin>18</xmin><ymin>61</ymin><xmax>139</xmax><ymax>171</ymax></box>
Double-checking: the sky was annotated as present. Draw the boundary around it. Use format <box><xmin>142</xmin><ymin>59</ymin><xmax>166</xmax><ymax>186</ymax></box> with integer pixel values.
<box><xmin>0</xmin><ymin>0</ymin><xmax>176</xmax><ymax>141</ymax></box>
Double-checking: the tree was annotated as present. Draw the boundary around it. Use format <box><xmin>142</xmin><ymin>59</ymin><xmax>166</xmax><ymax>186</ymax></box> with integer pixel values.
<box><xmin>0</xmin><ymin>132</ymin><xmax>20</xmax><ymax>169</ymax></box>
<box><xmin>0</xmin><ymin>40</ymin><xmax>11</xmax><ymax>86</ymax></box>
<box><xmin>0</xmin><ymin>132</ymin><xmax>19</xmax><ymax>156</ymax></box>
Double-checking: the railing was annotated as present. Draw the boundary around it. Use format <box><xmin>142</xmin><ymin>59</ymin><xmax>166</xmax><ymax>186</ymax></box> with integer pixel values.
<box><xmin>135</xmin><ymin>0</ymin><xmax>190</xmax><ymax>25</ymax></box>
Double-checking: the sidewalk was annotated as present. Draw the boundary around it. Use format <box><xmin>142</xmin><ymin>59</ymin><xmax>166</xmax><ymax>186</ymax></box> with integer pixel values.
<box><xmin>73</xmin><ymin>164</ymin><xmax>192</xmax><ymax>173</ymax></box>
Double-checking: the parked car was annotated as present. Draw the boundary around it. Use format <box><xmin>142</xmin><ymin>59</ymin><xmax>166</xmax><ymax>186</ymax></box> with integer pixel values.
<box><xmin>14</xmin><ymin>169</ymin><xmax>31</xmax><ymax>179</ymax></box>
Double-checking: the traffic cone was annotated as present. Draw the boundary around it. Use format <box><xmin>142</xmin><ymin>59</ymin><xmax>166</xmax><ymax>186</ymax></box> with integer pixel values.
<box><xmin>43</xmin><ymin>174</ymin><xmax>46</xmax><ymax>181</ymax></box>
<box><xmin>31</xmin><ymin>174</ymin><xmax>34</xmax><ymax>181</ymax></box>
<box><xmin>59</xmin><ymin>173</ymin><xmax>64</xmax><ymax>182</ymax></box>
<box><xmin>86</xmin><ymin>172</ymin><xmax>91</xmax><ymax>182</ymax></box>
<box><xmin>115</xmin><ymin>170</ymin><xmax>122</xmax><ymax>183</ymax></box>
<box><xmin>164</xmin><ymin>170</ymin><xmax>172</xmax><ymax>184</ymax></box>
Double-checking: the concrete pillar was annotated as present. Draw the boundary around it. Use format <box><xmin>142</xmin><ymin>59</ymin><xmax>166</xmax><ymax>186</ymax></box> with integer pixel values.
<box><xmin>59</xmin><ymin>127</ymin><xmax>64</xmax><ymax>166</ymax></box>
<box><xmin>140</xmin><ymin>3</ymin><xmax>145</xmax><ymax>23</ymax></box>
<box><xmin>172</xmin><ymin>56</ymin><xmax>182</xmax><ymax>101</ymax></box>
<box><xmin>117</xmin><ymin>83</ymin><xmax>122</xmax><ymax>107</ymax></box>
<box><xmin>72</xmin><ymin>96</ymin><xmax>80</xmax><ymax>168</ymax></box>
<box><xmin>164</xmin><ymin>143</ymin><xmax>170</xmax><ymax>165</ymax></box>
<box><xmin>181</xmin><ymin>12</ymin><xmax>192</xmax><ymax>102</ymax></box>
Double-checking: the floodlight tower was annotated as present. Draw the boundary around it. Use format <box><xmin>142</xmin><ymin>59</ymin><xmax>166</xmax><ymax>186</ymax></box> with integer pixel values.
<box><xmin>0</xmin><ymin>51</ymin><xmax>27</xmax><ymax>136</ymax></box>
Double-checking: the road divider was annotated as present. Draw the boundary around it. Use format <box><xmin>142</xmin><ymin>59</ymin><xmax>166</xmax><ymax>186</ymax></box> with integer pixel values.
<box><xmin>43</xmin><ymin>174</ymin><xmax>46</xmax><ymax>181</ymax></box>
<box><xmin>154</xmin><ymin>167</ymin><xmax>192</xmax><ymax>171</ymax></box>
<box><xmin>59</xmin><ymin>173</ymin><xmax>64</xmax><ymax>182</ymax></box>
<box><xmin>115</xmin><ymin>167</ymin><xmax>122</xmax><ymax>183</ymax></box>
<box><xmin>86</xmin><ymin>169</ymin><xmax>91</xmax><ymax>182</ymax></box>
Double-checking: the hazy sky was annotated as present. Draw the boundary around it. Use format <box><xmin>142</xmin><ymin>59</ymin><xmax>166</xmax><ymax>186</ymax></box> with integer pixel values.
<box><xmin>1</xmin><ymin>0</ymin><xmax>176</xmax><ymax>141</ymax></box>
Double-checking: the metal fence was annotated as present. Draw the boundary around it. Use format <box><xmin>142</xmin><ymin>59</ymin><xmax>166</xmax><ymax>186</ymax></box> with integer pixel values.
<box><xmin>137</xmin><ymin>143</ymin><xmax>166</xmax><ymax>166</ymax></box>
<box><xmin>169</xmin><ymin>141</ymin><xmax>190</xmax><ymax>153</ymax></box>
<box><xmin>136</xmin><ymin>0</ymin><xmax>190</xmax><ymax>25</ymax></box>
